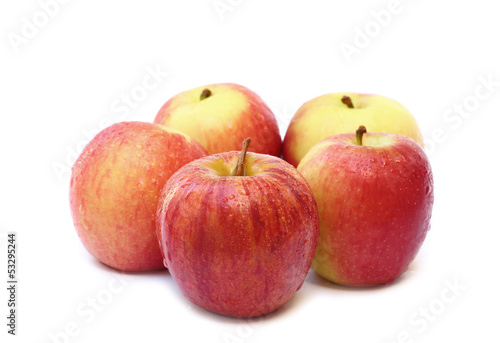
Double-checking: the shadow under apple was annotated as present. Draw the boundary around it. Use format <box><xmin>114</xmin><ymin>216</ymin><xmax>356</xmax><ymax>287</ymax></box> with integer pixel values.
<box><xmin>305</xmin><ymin>259</ymin><xmax>422</xmax><ymax>293</ymax></box>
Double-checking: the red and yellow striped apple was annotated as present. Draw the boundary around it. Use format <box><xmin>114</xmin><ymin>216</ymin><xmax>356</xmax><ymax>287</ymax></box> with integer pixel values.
<box><xmin>297</xmin><ymin>126</ymin><xmax>433</xmax><ymax>286</ymax></box>
<box><xmin>69</xmin><ymin>121</ymin><xmax>207</xmax><ymax>271</ymax></box>
<box><xmin>154</xmin><ymin>83</ymin><xmax>281</xmax><ymax>156</ymax></box>
<box><xmin>283</xmin><ymin>93</ymin><xmax>424</xmax><ymax>167</ymax></box>
<box><xmin>157</xmin><ymin>139</ymin><xmax>319</xmax><ymax>317</ymax></box>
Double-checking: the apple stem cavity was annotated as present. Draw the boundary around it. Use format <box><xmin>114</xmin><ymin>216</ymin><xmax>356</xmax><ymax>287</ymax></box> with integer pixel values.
<box><xmin>356</xmin><ymin>125</ymin><xmax>367</xmax><ymax>145</ymax></box>
<box><xmin>200</xmin><ymin>88</ymin><xmax>212</xmax><ymax>101</ymax></box>
<box><xmin>231</xmin><ymin>138</ymin><xmax>252</xmax><ymax>177</ymax></box>
<box><xmin>341</xmin><ymin>96</ymin><xmax>354</xmax><ymax>109</ymax></box>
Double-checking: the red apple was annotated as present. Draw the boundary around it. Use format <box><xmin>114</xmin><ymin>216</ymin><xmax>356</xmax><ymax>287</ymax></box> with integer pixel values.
<box><xmin>154</xmin><ymin>83</ymin><xmax>282</xmax><ymax>156</ymax></box>
<box><xmin>69</xmin><ymin>121</ymin><xmax>207</xmax><ymax>271</ymax></box>
<box><xmin>297</xmin><ymin>126</ymin><xmax>433</xmax><ymax>286</ymax></box>
<box><xmin>157</xmin><ymin>139</ymin><xmax>319</xmax><ymax>317</ymax></box>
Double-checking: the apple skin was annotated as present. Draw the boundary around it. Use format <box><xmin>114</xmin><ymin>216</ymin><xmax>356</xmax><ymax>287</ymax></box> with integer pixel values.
<box><xmin>157</xmin><ymin>151</ymin><xmax>319</xmax><ymax>317</ymax></box>
<box><xmin>154</xmin><ymin>83</ymin><xmax>282</xmax><ymax>156</ymax></box>
<box><xmin>283</xmin><ymin>92</ymin><xmax>424</xmax><ymax>167</ymax></box>
<box><xmin>69</xmin><ymin>121</ymin><xmax>207</xmax><ymax>271</ymax></box>
<box><xmin>297</xmin><ymin>131</ymin><xmax>433</xmax><ymax>286</ymax></box>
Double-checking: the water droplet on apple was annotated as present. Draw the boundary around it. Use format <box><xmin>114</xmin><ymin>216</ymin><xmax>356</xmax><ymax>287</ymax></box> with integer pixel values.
<box><xmin>82</xmin><ymin>219</ymin><xmax>91</xmax><ymax>232</ymax></box>
<box><xmin>78</xmin><ymin>203</ymin><xmax>85</xmax><ymax>215</ymax></box>
<box><xmin>238</xmin><ymin>188</ymin><xmax>250</xmax><ymax>196</ymax></box>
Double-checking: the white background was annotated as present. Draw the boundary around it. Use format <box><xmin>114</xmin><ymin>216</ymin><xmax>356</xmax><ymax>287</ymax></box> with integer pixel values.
<box><xmin>1</xmin><ymin>1</ymin><xmax>499</xmax><ymax>342</ymax></box>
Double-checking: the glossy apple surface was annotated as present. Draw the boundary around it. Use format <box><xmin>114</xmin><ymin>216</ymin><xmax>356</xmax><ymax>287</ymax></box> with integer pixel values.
<box><xmin>297</xmin><ymin>129</ymin><xmax>433</xmax><ymax>286</ymax></box>
<box><xmin>157</xmin><ymin>147</ymin><xmax>319</xmax><ymax>317</ymax></box>
<box><xmin>69</xmin><ymin>121</ymin><xmax>207</xmax><ymax>271</ymax></box>
<box><xmin>154</xmin><ymin>83</ymin><xmax>281</xmax><ymax>156</ymax></box>
<box><xmin>283</xmin><ymin>93</ymin><xmax>424</xmax><ymax>167</ymax></box>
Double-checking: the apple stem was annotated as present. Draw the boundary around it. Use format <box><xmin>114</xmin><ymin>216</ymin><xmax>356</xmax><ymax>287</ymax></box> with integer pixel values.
<box><xmin>341</xmin><ymin>96</ymin><xmax>354</xmax><ymax>109</ymax></box>
<box><xmin>356</xmin><ymin>125</ymin><xmax>367</xmax><ymax>145</ymax></box>
<box><xmin>200</xmin><ymin>88</ymin><xmax>212</xmax><ymax>101</ymax></box>
<box><xmin>231</xmin><ymin>138</ymin><xmax>252</xmax><ymax>177</ymax></box>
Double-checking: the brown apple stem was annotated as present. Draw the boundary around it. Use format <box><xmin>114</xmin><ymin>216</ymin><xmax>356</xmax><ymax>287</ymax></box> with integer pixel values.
<box><xmin>341</xmin><ymin>95</ymin><xmax>354</xmax><ymax>108</ymax></box>
<box><xmin>231</xmin><ymin>138</ymin><xmax>252</xmax><ymax>176</ymax></box>
<box><xmin>356</xmin><ymin>125</ymin><xmax>367</xmax><ymax>145</ymax></box>
<box><xmin>200</xmin><ymin>88</ymin><xmax>212</xmax><ymax>101</ymax></box>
